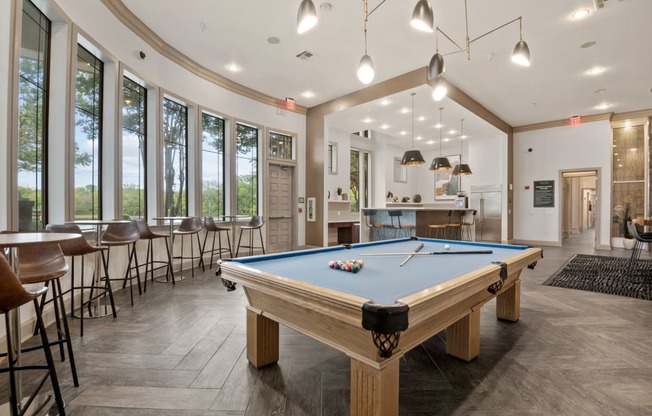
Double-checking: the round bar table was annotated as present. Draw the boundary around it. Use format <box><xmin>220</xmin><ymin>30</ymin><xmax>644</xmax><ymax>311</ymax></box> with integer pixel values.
<box><xmin>0</xmin><ymin>232</ymin><xmax>79</xmax><ymax>416</ymax></box>
<box><xmin>65</xmin><ymin>220</ymin><xmax>131</xmax><ymax>317</ymax></box>
<box><xmin>151</xmin><ymin>216</ymin><xmax>190</xmax><ymax>282</ymax></box>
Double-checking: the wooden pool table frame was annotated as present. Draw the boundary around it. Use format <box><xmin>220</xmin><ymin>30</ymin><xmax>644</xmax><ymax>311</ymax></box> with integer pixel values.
<box><xmin>220</xmin><ymin>244</ymin><xmax>542</xmax><ymax>416</ymax></box>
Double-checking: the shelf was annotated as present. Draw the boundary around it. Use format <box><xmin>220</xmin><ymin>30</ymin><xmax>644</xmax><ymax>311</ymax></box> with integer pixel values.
<box><xmin>328</xmin><ymin>200</ymin><xmax>351</xmax><ymax>204</ymax></box>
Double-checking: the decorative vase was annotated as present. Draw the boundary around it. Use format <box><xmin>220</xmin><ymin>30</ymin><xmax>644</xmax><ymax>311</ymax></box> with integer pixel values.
<box><xmin>623</xmin><ymin>238</ymin><xmax>636</xmax><ymax>250</ymax></box>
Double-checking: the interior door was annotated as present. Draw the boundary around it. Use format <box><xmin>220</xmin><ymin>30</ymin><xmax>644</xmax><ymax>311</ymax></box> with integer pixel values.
<box><xmin>267</xmin><ymin>164</ymin><xmax>293</xmax><ymax>253</ymax></box>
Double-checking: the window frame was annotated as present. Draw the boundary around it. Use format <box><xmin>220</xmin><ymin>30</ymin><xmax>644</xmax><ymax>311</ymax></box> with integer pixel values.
<box><xmin>161</xmin><ymin>95</ymin><xmax>189</xmax><ymax>217</ymax></box>
<box><xmin>200</xmin><ymin>109</ymin><xmax>227</xmax><ymax>218</ymax></box>
<box><xmin>121</xmin><ymin>74</ymin><xmax>148</xmax><ymax>219</ymax></box>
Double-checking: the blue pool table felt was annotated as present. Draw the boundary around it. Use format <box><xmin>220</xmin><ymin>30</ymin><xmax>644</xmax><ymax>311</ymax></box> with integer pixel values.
<box><xmin>232</xmin><ymin>238</ymin><xmax>531</xmax><ymax>305</ymax></box>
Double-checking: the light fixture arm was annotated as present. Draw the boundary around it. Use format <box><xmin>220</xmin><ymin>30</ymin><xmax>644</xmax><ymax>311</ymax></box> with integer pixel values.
<box><xmin>470</xmin><ymin>16</ymin><xmax>522</xmax><ymax>44</ymax></box>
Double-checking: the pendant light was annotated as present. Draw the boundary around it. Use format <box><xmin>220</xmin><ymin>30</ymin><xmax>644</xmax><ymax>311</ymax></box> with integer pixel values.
<box><xmin>357</xmin><ymin>0</ymin><xmax>375</xmax><ymax>84</ymax></box>
<box><xmin>511</xmin><ymin>19</ymin><xmax>531</xmax><ymax>66</ymax></box>
<box><xmin>452</xmin><ymin>119</ymin><xmax>472</xmax><ymax>176</ymax></box>
<box><xmin>430</xmin><ymin>107</ymin><xmax>452</xmax><ymax>171</ymax></box>
<box><xmin>432</xmin><ymin>76</ymin><xmax>447</xmax><ymax>101</ymax></box>
<box><xmin>297</xmin><ymin>0</ymin><xmax>318</xmax><ymax>34</ymax></box>
<box><xmin>401</xmin><ymin>93</ymin><xmax>425</xmax><ymax>166</ymax></box>
<box><xmin>411</xmin><ymin>0</ymin><xmax>434</xmax><ymax>33</ymax></box>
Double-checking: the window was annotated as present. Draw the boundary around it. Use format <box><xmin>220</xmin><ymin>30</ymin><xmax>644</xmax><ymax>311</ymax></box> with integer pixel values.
<box><xmin>74</xmin><ymin>45</ymin><xmax>103</xmax><ymax>221</ymax></box>
<box><xmin>202</xmin><ymin>112</ymin><xmax>225</xmax><ymax>217</ymax></box>
<box><xmin>350</xmin><ymin>149</ymin><xmax>370</xmax><ymax>213</ymax></box>
<box><xmin>122</xmin><ymin>77</ymin><xmax>147</xmax><ymax>219</ymax></box>
<box><xmin>17</xmin><ymin>0</ymin><xmax>50</xmax><ymax>230</ymax></box>
<box><xmin>236</xmin><ymin>122</ymin><xmax>258</xmax><ymax>216</ymax></box>
<box><xmin>268</xmin><ymin>131</ymin><xmax>293</xmax><ymax>160</ymax></box>
<box><xmin>162</xmin><ymin>98</ymin><xmax>188</xmax><ymax>216</ymax></box>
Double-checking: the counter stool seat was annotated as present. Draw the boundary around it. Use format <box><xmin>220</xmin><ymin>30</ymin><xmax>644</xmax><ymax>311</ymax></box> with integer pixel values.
<box><xmin>172</xmin><ymin>217</ymin><xmax>204</xmax><ymax>277</ymax></box>
<box><xmin>363</xmin><ymin>210</ymin><xmax>388</xmax><ymax>241</ymax></box>
<box><xmin>101</xmin><ymin>222</ymin><xmax>142</xmax><ymax>305</ymax></box>
<box><xmin>202</xmin><ymin>216</ymin><xmax>232</xmax><ymax>269</ymax></box>
<box><xmin>388</xmin><ymin>210</ymin><xmax>414</xmax><ymax>239</ymax></box>
<box><xmin>133</xmin><ymin>219</ymin><xmax>174</xmax><ymax>290</ymax></box>
<box><xmin>236</xmin><ymin>216</ymin><xmax>265</xmax><ymax>257</ymax></box>
<box><xmin>0</xmin><ymin>254</ymin><xmax>67</xmax><ymax>416</ymax></box>
<box><xmin>427</xmin><ymin>224</ymin><xmax>448</xmax><ymax>239</ymax></box>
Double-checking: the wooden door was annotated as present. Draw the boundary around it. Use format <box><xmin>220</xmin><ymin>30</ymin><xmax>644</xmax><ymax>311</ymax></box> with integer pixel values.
<box><xmin>267</xmin><ymin>164</ymin><xmax>293</xmax><ymax>253</ymax></box>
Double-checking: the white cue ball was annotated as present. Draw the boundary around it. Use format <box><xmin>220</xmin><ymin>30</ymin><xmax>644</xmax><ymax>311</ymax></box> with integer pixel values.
<box><xmin>444</xmin><ymin>244</ymin><xmax>450</xmax><ymax>250</ymax></box>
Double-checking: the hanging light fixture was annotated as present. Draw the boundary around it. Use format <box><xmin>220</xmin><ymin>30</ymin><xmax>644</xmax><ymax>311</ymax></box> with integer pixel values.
<box><xmin>357</xmin><ymin>0</ymin><xmax>375</xmax><ymax>84</ymax></box>
<box><xmin>431</xmin><ymin>76</ymin><xmax>447</xmax><ymax>101</ymax></box>
<box><xmin>297</xmin><ymin>0</ymin><xmax>318</xmax><ymax>34</ymax></box>
<box><xmin>430</xmin><ymin>107</ymin><xmax>452</xmax><ymax>171</ymax></box>
<box><xmin>414</xmin><ymin>0</ymin><xmax>531</xmax><ymax>100</ymax></box>
<box><xmin>401</xmin><ymin>93</ymin><xmax>426</xmax><ymax>166</ymax></box>
<box><xmin>452</xmin><ymin>119</ymin><xmax>472</xmax><ymax>176</ymax></box>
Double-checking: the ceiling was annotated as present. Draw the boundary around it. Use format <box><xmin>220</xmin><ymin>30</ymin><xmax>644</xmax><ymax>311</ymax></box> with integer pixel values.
<box><xmin>120</xmin><ymin>0</ymin><xmax>651</xmax><ymax>147</ymax></box>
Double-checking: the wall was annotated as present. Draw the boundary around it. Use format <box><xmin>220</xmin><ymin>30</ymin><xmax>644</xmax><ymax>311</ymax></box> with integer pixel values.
<box><xmin>513</xmin><ymin>121</ymin><xmax>611</xmax><ymax>247</ymax></box>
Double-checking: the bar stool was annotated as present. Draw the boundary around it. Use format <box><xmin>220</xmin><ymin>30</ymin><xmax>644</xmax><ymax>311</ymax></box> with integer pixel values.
<box><xmin>446</xmin><ymin>210</ymin><xmax>462</xmax><ymax>240</ymax></box>
<box><xmin>388</xmin><ymin>210</ymin><xmax>414</xmax><ymax>238</ymax></box>
<box><xmin>427</xmin><ymin>223</ymin><xmax>447</xmax><ymax>239</ymax></box>
<box><xmin>363</xmin><ymin>210</ymin><xmax>387</xmax><ymax>241</ymax></box>
<box><xmin>173</xmin><ymin>217</ymin><xmax>204</xmax><ymax>278</ymax></box>
<box><xmin>0</xmin><ymin>254</ymin><xmax>67</xmax><ymax>416</ymax></box>
<box><xmin>460</xmin><ymin>210</ymin><xmax>477</xmax><ymax>241</ymax></box>
<box><xmin>17</xmin><ymin>241</ymin><xmax>79</xmax><ymax>387</ymax></box>
<box><xmin>133</xmin><ymin>219</ymin><xmax>174</xmax><ymax>290</ymax></box>
<box><xmin>202</xmin><ymin>216</ymin><xmax>232</xmax><ymax>269</ymax></box>
<box><xmin>46</xmin><ymin>223</ymin><xmax>115</xmax><ymax>337</ymax></box>
<box><xmin>236</xmin><ymin>216</ymin><xmax>265</xmax><ymax>257</ymax></box>
<box><xmin>101</xmin><ymin>222</ymin><xmax>142</xmax><ymax>305</ymax></box>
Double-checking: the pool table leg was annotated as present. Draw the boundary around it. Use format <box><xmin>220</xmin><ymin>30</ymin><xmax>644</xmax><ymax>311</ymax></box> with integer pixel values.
<box><xmin>446</xmin><ymin>308</ymin><xmax>481</xmax><ymax>362</ymax></box>
<box><xmin>496</xmin><ymin>278</ymin><xmax>521</xmax><ymax>322</ymax></box>
<box><xmin>350</xmin><ymin>357</ymin><xmax>399</xmax><ymax>416</ymax></box>
<box><xmin>246</xmin><ymin>307</ymin><xmax>279</xmax><ymax>368</ymax></box>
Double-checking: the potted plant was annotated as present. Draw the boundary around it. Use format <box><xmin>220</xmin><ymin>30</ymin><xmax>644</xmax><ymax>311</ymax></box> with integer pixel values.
<box><xmin>623</xmin><ymin>204</ymin><xmax>636</xmax><ymax>250</ymax></box>
<box><xmin>336</xmin><ymin>187</ymin><xmax>343</xmax><ymax>200</ymax></box>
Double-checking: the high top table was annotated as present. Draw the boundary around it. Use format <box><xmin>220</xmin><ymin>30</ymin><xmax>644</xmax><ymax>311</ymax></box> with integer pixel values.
<box><xmin>151</xmin><ymin>216</ymin><xmax>190</xmax><ymax>282</ymax></box>
<box><xmin>0</xmin><ymin>232</ymin><xmax>79</xmax><ymax>416</ymax></box>
<box><xmin>65</xmin><ymin>219</ymin><xmax>131</xmax><ymax>317</ymax></box>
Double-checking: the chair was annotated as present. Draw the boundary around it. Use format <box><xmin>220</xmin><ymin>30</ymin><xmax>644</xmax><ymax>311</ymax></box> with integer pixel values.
<box><xmin>101</xmin><ymin>222</ymin><xmax>142</xmax><ymax>305</ymax></box>
<box><xmin>202</xmin><ymin>216</ymin><xmax>232</xmax><ymax>269</ymax></box>
<box><xmin>363</xmin><ymin>210</ymin><xmax>387</xmax><ymax>241</ymax></box>
<box><xmin>236</xmin><ymin>216</ymin><xmax>265</xmax><ymax>257</ymax></box>
<box><xmin>427</xmin><ymin>213</ymin><xmax>449</xmax><ymax>239</ymax></box>
<box><xmin>388</xmin><ymin>210</ymin><xmax>414</xmax><ymax>238</ymax></box>
<box><xmin>460</xmin><ymin>210</ymin><xmax>477</xmax><ymax>241</ymax></box>
<box><xmin>446</xmin><ymin>210</ymin><xmax>462</xmax><ymax>240</ymax></box>
<box><xmin>626</xmin><ymin>221</ymin><xmax>652</xmax><ymax>275</ymax></box>
<box><xmin>46</xmin><ymin>223</ymin><xmax>115</xmax><ymax>337</ymax></box>
<box><xmin>0</xmin><ymin>254</ymin><xmax>67</xmax><ymax>416</ymax></box>
<box><xmin>133</xmin><ymin>219</ymin><xmax>174</xmax><ymax>290</ymax></box>
<box><xmin>172</xmin><ymin>217</ymin><xmax>204</xmax><ymax>277</ymax></box>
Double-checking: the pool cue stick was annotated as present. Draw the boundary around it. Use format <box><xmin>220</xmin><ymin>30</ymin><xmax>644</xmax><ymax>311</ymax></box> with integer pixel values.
<box><xmin>400</xmin><ymin>243</ymin><xmax>425</xmax><ymax>267</ymax></box>
<box><xmin>361</xmin><ymin>250</ymin><xmax>493</xmax><ymax>257</ymax></box>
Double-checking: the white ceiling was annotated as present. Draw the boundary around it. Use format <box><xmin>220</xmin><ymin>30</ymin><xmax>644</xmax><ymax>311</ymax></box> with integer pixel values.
<box><xmin>121</xmin><ymin>0</ymin><xmax>652</xmax><ymax>146</ymax></box>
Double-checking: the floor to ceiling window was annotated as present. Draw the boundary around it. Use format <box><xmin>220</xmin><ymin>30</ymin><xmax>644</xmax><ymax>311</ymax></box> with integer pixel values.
<box><xmin>122</xmin><ymin>76</ymin><xmax>147</xmax><ymax>219</ymax></box>
<box><xmin>349</xmin><ymin>148</ymin><xmax>370</xmax><ymax>213</ymax></box>
<box><xmin>236</xmin><ymin>122</ymin><xmax>258</xmax><ymax>216</ymax></box>
<box><xmin>202</xmin><ymin>112</ymin><xmax>225</xmax><ymax>218</ymax></box>
<box><xmin>162</xmin><ymin>97</ymin><xmax>188</xmax><ymax>216</ymax></box>
<box><xmin>74</xmin><ymin>45</ymin><xmax>103</xmax><ymax>221</ymax></box>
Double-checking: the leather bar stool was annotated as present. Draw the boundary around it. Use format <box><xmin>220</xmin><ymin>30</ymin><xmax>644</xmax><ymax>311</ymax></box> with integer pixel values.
<box><xmin>133</xmin><ymin>219</ymin><xmax>174</xmax><ymax>290</ymax></box>
<box><xmin>446</xmin><ymin>210</ymin><xmax>462</xmax><ymax>240</ymax></box>
<box><xmin>427</xmin><ymin>223</ymin><xmax>447</xmax><ymax>239</ymax></box>
<box><xmin>388</xmin><ymin>210</ymin><xmax>415</xmax><ymax>239</ymax></box>
<box><xmin>101</xmin><ymin>222</ymin><xmax>142</xmax><ymax>305</ymax></box>
<box><xmin>16</xmin><ymin>241</ymin><xmax>79</xmax><ymax>387</ymax></box>
<box><xmin>235</xmin><ymin>216</ymin><xmax>265</xmax><ymax>257</ymax></box>
<box><xmin>202</xmin><ymin>216</ymin><xmax>232</xmax><ymax>269</ymax></box>
<box><xmin>0</xmin><ymin>254</ymin><xmax>67</xmax><ymax>416</ymax></box>
<box><xmin>172</xmin><ymin>217</ymin><xmax>204</xmax><ymax>278</ymax></box>
<box><xmin>46</xmin><ymin>223</ymin><xmax>115</xmax><ymax>337</ymax></box>
<box><xmin>363</xmin><ymin>210</ymin><xmax>387</xmax><ymax>241</ymax></box>
<box><xmin>460</xmin><ymin>210</ymin><xmax>477</xmax><ymax>241</ymax></box>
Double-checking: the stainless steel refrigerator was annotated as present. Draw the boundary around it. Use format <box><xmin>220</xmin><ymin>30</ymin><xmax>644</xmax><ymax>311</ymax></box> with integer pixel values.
<box><xmin>470</xmin><ymin>185</ymin><xmax>502</xmax><ymax>242</ymax></box>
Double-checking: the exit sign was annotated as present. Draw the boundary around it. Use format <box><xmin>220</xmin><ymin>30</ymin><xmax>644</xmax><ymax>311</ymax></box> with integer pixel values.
<box><xmin>569</xmin><ymin>115</ymin><xmax>581</xmax><ymax>126</ymax></box>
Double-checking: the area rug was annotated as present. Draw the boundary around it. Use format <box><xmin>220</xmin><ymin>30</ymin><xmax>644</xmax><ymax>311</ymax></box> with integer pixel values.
<box><xmin>543</xmin><ymin>254</ymin><xmax>652</xmax><ymax>301</ymax></box>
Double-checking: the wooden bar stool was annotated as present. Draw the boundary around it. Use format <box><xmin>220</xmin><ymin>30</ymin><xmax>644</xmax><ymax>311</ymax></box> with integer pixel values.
<box><xmin>202</xmin><ymin>216</ymin><xmax>232</xmax><ymax>269</ymax></box>
<box><xmin>236</xmin><ymin>216</ymin><xmax>265</xmax><ymax>257</ymax></box>
<box><xmin>428</xmin><ymin>223</ymin><xmax>448</xmax><ymax>239</ymax></box>
<box><xmin>173</xmin><ymin>217</ymin><xmax>204</xmax><ymax>277</ymax></box>
<box><xmin>388</xmin><ymin>210</ymin><xmax>414</xmax><ymax>238</ymax></box>
<box><xmin>46</xmin><ymin>223</ymin><xmax>115</xmax><ymax>337</ymax></box>
<box><xmin>101</xmin><ymin>222</ymin><xmax>142</xmax><ymax>305</ymax></box>
<box><xmin>133</xmin><ymin>219</ymin><xmax>174</xmax><ymax>290</ymax></box>
<box><xmin>0</xmin><ymin>254</ymin><xmax>67</xmax><ymax>416</ymax></box>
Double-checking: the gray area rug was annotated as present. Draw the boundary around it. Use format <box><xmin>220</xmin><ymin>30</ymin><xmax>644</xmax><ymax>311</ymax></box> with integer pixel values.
<box><xmin>543</xmin><ymin>254</ymin><xmax>652</xmax><ymax>301</ymax></box>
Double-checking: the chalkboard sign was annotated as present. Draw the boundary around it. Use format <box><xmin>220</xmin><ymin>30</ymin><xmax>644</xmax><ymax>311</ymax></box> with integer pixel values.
<box><xmin>534</xmin><ymin>180</ymin><xmax>555</xmax><ymax>208</ymax></box>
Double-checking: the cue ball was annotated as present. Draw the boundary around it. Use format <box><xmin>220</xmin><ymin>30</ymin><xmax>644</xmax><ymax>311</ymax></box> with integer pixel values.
<box><xmin>444</xmin><ymin>244</ymin><xmax>450</xmax><ymax>250</ymax></box>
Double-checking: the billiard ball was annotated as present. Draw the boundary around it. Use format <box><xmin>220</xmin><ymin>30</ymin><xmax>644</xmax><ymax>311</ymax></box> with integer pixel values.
<box><xmin>444</xmin><ymin>244</ymin><xmax>450</xmax><ymax>250</ymax></box>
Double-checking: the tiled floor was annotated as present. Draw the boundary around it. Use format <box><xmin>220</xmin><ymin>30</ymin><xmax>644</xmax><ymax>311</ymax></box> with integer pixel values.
<box><xmin>2</xmin><ymin>229</ymin><xmax>652</xmax><ymax>415</ymax></box>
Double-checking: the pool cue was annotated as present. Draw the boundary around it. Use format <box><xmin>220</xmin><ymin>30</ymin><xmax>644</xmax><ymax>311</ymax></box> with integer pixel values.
<box><xmin>361</xmin><ymin>250</ymin><xmax>493</xmax><ymax>257</ymax></box>
<box><xmin>400</xmin><ymin>243</ymin><xmax>424</xmax><ymax>267</ymax></box>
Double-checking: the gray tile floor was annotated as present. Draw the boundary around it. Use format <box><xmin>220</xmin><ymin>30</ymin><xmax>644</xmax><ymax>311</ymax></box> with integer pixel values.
<box><xmin>3</xmin><ymin>229</ymin><xmax>652</xmax><ymax>415</ymax></box>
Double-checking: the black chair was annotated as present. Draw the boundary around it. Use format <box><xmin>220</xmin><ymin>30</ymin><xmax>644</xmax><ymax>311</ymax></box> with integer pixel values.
<box><xmin>626</xmin><ymin>221</ymin><xmax>652</xmax><ymax>275</ymax></box>
<box><xmin>202</xmin><ymin>217</ymin><xmax>232</xmax><ymax>269</ymax></box>
<box><xmin>236</xmin><ymin>216</ymin><xmax>265</xmax><ymax>257</ymax></box>
<box><xmin>0</xmin><ymin>254</ymin><xmax>67</xmax><ymax>416</ymax></box>
<box><xmin>133</xmin><ymin>219</ymin><xmax>174</xmax><ymax>290</ymax></box>
<box><xmin>363</xmin><ymin>210</ymin><xmax>387</xmax><ymax>241</ymax></box>
<box><xmin>388</xmin><ymin>210</ymin><xmax>414</xmax><ymax>239</ymax></box>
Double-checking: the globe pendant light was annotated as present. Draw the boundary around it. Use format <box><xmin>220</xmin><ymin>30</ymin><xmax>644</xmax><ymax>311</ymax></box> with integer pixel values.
<box><xmin>297</xmin><ymin>0</ymin><xmax>318</xmax><ymax>34</ymax></box>
<box><xmin>401</xmin><ymin>93</ymin><xmax>425</xmax><ymax>166</ymax></box>
<box><xmin>432</xmin><ymin>76</ymin><xmax>447</xmax><ymax>101</ymax></box>
<box><xmin>430</xmin><ymin>107</ymin><xmax>452</xmax><ymax>171</ymax></box>
<box><xmin>452</xmin><ymin>119</ymin><xmax>472</xmax><ymax>176</ymax></box>
<box><xmin>357</xmin><ymin>0</ymin><xmax>375</xmax><ymax>84</ymax></box>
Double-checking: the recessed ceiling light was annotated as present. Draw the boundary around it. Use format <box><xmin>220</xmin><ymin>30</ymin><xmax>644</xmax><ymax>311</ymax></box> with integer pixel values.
<box><xmin>435</xmin><ymin>123</ymin><xmax>443</xmax><ymax>129</ymax></box>
<box><xmin>443</xmin><ymin>138</ymin><xmax>450</xmax><ymax>142</ymax></box>
<box><xmin>418</xmin><ymin>116</ymin><xmax>425</xmax><ymax>121</ymax></box>
<box><xmin>416</xmin><ymin>136</ymin><xmax>422</xmax><ymax>141</ymax></box>
<box><xmin>630</xmin><ymin>148</ymin><xmax>637</xmax><ymax>151</ymax></box>
<box><xmin>320</xmin><ymin>2</ymin><xmax>333</xmax><ymax>12</ymax></box>
<box><xmin>301</xmin><ymin>90</ymin><xmax>315</xmax><ymax>98</ymax></box>
<box><xmin>448</xmin><ymin>129</ymin><xmax>456</xmax><ymax>135</ymax></box>
<box><xmin>580</xmin><ymin>41</ymin><xmax>597</xmax><ymax>49</ymax></box>
<box><xmin>587</xmin><ymin>66</ymin><xmax>605</xmax><ymax>76</ymax></box>
<box><xmin>614</xmin><ymin>152</ymin><xmax>619</xmax><ymax>155</ymax></box>
<box><xmin>618</xmin><ymin>164</ymin><xmax>623</xmax><ymax>167</ymax></box>
<box><xmin>267</xmin><ymin>37</ymin><xmax>281</xmax><ymax>45</ymax></box>
<box><xmin>380</xmin><ymin>124</ymin><xmax>389</xmax><ymax>129</ymax></box>
<box><xmin>571</xmin><ymin>9</ymin><xmax>590</xmax><ymax>20</ymax></box>
<box><xmin>624</xmin><ymin>120</ymin><xmax>632</xmax><ymax>127</ymax></box>
<box><xmin>595</xmin><ymin>103</ymin><xmax>610</xmax><ymax>110</ymax></box>
<box><xmin>363</xmin><ymin>117</ymin><xmax>373</xmax><ymax>123</ymax></box>
<box><xmin>427</xmin><ymin>140</ymin><xmax>435</xmax><ymax>144</ymax></box>
<box><xmin>399</xmin><ymin>130</ymin><xmax>407</xmax><ymax>135</ymax></box>
<box><xmin>461</xmin><ymin>134</ymin><xmax>468</xmax><ymax>139</ymax></box>
<box><xmin>226</xmin><ymin>63</ymin><xmax>241</xmax><ymax>72</ymax></box>
<box><xmin>400</xmin><ymin>108</ymin><xmax>409</xmax><ymax>114</ymax></box>
<box><xmin>380</xmin><ymin>99</ymin><xmax>391</xmax><ymax>106</ymax></box>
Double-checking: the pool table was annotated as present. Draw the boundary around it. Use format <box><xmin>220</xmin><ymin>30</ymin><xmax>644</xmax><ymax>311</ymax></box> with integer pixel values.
<box><xmin>218</xmin><ymin>237</ymin><xmax>542</xmax><ymax>416</ymax></box>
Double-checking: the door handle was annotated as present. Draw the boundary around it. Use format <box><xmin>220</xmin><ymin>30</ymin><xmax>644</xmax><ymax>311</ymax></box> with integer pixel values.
<box><xmin>269</xmin><ymin>216</ymin><xmax>293</xmax><ymax>220</ymax></box>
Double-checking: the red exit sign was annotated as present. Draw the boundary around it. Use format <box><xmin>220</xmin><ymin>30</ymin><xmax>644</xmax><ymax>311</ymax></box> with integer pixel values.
<box><xmin>569</xmin><ymin>115</ymin><xmax>581</xmax><ymax>126</ymax></box>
